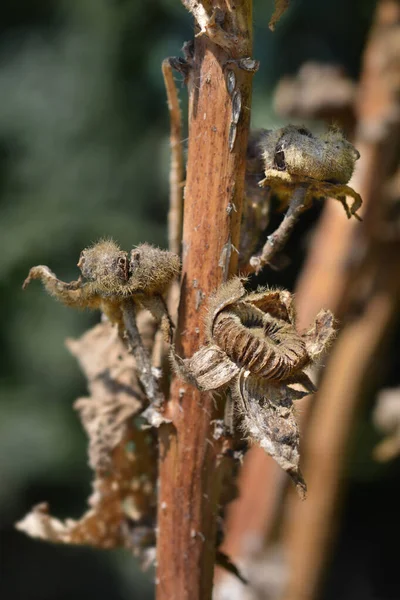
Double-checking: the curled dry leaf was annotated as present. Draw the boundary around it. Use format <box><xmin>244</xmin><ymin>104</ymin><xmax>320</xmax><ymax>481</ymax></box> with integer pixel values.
<box><xmin>173</xmin><ymin>278</ymin><xmax>335</xmax><ymax>497</ymax></box>
<box><xmin>17</xmin><ymin>320</ymin><xmax>158</xmax><ymax>561</ymax></box>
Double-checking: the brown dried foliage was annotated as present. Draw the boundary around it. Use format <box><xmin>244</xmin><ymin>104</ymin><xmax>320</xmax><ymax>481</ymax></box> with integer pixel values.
<box><xmin>173</xmin><ymin>277</ymin><xmax>335</xmax><ymax>497</ymax></box>
<box><xmin>17</xmin><ymin>319</ymin><xmax>158</xmax><ymax>561</ymax></box>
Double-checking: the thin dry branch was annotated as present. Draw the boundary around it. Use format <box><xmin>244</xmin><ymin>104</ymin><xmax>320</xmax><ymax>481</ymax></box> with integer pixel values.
<box><xmin>269</xmin><ymin>0</ymin><xmax>290</xmax><ymax>31</ymax></box>
<box><xmin>162</xmin><ymin>59</ymin><xmax>185</xmax><ymax>256</ymax></box>
<box><xmin>249</xmin><ymin>186</ymin><xmax>307</xmax><ymax>273</ymax></box>
<box><xmin>122</xmin><ymin>299</ymin><xmax>165</xmax><ymax>425</ymax></box>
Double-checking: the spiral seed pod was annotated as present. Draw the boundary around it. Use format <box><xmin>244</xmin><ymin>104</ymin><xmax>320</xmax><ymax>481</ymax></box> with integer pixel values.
<box><xmin>172</xmin><ymin>277</ymin><xmax>336</xmax><ymax>497</ymax></box>
<box><xmin>212</xmin><ymin>304</ymin><xmax>308</xmax><ymax>381</ymax></box>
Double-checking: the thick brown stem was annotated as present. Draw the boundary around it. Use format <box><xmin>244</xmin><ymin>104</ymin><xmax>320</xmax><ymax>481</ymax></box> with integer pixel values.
<box><xmin>156</xmin><ymin>2</ymin><xmax>253</xmax><ymax>598</ymax></box>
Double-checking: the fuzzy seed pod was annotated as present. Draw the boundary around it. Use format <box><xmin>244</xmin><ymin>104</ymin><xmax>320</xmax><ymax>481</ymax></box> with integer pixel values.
<box><xmin>259</xmin><ymin>125</ymin><xmax>360</xmax><ymax>184</ymax></box>
<box><xmin>23</xmin><ymin>240</ymin><xmax>180</xmax><ymax>343</ymax></box>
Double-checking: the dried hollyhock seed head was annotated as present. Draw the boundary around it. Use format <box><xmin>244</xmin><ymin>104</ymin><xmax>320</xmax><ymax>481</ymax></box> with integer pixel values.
<box><xmin>256</xmin><ymin>124</ymin><xmax>362</xmax><ymax>220</ymax></box>
<box><xmin>173</xmin><ymin>277</ymin><xmax>336</xmax><ymax>496</ymax></box>
<box><xmin>259</xmin><ymin>125</ymin><xmax>359</xmax><ymax>185</ymax></box>
<box><xmin>23</xmin><ymin>240</ymin><xmax>180</xmax><ymax>343</ymax></box>
<box><xmin>78</xmin><ymin>239</ymin><xmax>130</xmax><ymax>293</ymax></box>
<box><xmin>204</xmin><ymin>278</ymin><xmax>312</xmax><ymax>382</ymax></box>
<box><xmin>77</xmin><ymin>240</ymin><xmax>180</xmax><ymax>297</ymax></box>
<box><xmin>212</xmin><ymin>307</ymin><xmax>308</xmax><ymax>380</ymax></box>
<box><xmin>128</xmin><ymin>243</ymin><xmax>181</xmax><ymax>295</ymax></box>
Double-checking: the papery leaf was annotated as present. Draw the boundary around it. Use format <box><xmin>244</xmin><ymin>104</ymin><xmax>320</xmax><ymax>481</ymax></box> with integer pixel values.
<box><xmin>172</xmin><ymin>345</ymin><xmax>239</xmax><ymax>391</ymax></box>
<box><xmin>234</xmin><ymin>371</ymin><xmax>306</xmax><ymax>498</ymax></box>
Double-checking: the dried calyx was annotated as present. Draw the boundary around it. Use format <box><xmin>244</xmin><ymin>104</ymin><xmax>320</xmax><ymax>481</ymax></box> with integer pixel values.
<box><xmin>173</xmin><ymin>278</ymin><xmax>336</xmax><ymax>498</ymax></box>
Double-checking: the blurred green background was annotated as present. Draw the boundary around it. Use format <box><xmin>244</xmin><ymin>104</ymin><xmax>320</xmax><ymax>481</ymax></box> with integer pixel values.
<box><xmin>2</xmin><ymin>1</ymin><xmax>396</xmax><ymax>599</ymax></box>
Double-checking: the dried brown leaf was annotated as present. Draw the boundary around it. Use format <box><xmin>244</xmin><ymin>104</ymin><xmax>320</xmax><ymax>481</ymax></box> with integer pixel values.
<box><xmin>66</xmin><ymin>320</ymin><xmax>150</xmax><ymax>470</ymax></box>
<box><xmin>303</xmin><ymin>309</ymin><xmax>336</xmax><ymax>361</ymax></box>
<box><xmin>17</xmin><ymin>318</ymin><xmax>158</xmax><ymax>558</ymax></box>
<box><xmin>234</xmin><ymin>372</ymin><xmax>306</xmax><ymax>499</ymax></box>
<box><xmin>17</xmin><ymin>424</ymin><xmax>157</xmax><ymax>553</ymax></box>
<box><xmin>173</xmin><ymin>345</ymin><xmax>240</xmax><ymax>391</ymax></box>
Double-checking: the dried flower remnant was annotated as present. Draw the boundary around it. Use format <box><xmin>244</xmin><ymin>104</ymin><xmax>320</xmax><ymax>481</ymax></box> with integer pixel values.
<box><xmin>23</xmin><ymin>240</ymin><xmax>180</xmax><ymax>417</ymax></box>
<box><xmin>23</xmin><ymin>240</ymin><xmax>180</xmax><ymax>343</ymax></box>
<box><xmin>274</xmin><ymin>63</ymin><xmax>357</xmax><ymax>126</ymax></box>
<box><xmin>173</xmin><ymin>278</ymin><xmax>335</xmax><ymax>497</ymax></box>
<box><xmin>17</xmin><ymin>321</ymin><xmax>157</xmax><ymax>562</ymax></box>
<box><xmin>258</xmin><ymin>125</ymin><xmax>362</xmax><ymax>219</ymax></box>
<box><xmin>247</xmin><ymin>125</ymin><xmax>362</xmax><ymax>273</ymax></box>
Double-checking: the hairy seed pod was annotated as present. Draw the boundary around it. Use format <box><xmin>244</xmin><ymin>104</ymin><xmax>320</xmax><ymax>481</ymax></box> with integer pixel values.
<box><xmin>212</xmin><ymin>304</ymin><xmax>308</xmax><ymax>381</ymax></box>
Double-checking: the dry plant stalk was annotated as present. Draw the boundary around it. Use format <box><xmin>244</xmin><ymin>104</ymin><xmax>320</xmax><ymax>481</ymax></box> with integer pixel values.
<box><xmin>373</xmin><ymin>387</ymin><xmax>400</xmax><ymax>461</ymax></box>
<box><xmin>15</xmin><ymin>1</ymin><xmax>366</xmax><ymax>597</ymax></box>
<box><xmin>156</xmin><ymin>1</ymin><xmax>255</xmax><ymax>598</ymax></box>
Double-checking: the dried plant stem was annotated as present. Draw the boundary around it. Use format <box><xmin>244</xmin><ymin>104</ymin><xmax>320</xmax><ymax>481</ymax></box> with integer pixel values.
<box><xmin>157</xmin><ymin>1</ymin><xmax>253</xmax><ymax>597</ymax></box>
<box><xmin>249</xmin><ymin>185</ymin><xmax>307</xmax><ymax>273</ymax></box>
<box><xmin>122</xmin><ymin>298</ymin><xmax>163</xmax><ymax>408</ymax></box>
<box><xmin>162</xmin><ymin>59</ymin><xmax>185</xmax><ymax>256</ymax></box>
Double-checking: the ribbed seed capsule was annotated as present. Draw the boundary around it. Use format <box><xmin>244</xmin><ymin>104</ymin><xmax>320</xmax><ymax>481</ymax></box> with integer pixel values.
<box><xmin>172</xmin><ymin>277</ymin><xmax>336</xmax><ymax>500</ymax></box>
<box><xmin>212</xmin><ymin>304</ymin><xmax>308</xmax><ymax>381</ymax></box>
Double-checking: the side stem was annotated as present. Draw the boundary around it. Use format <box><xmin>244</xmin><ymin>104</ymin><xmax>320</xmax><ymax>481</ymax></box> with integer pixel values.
<box><xmin>122</xmin><ymin>299</ymin><xmax>163</xmax><ymax>408</ymax></box>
